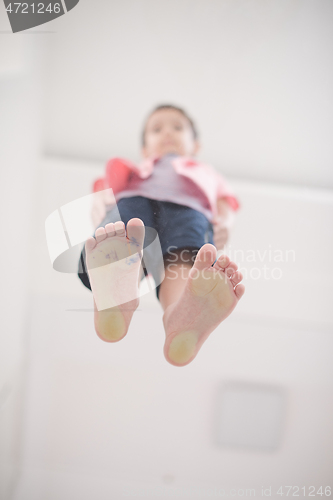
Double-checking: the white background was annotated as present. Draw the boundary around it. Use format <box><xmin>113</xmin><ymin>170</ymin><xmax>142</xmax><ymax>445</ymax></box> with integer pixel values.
<box><xmin>0</xmin><ymin>1</ymin><xmax>332</xmax><ymax>499</ymax></box>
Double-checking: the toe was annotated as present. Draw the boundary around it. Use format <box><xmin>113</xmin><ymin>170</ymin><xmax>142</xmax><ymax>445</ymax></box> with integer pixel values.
<box><xmin>114</xmin><ymin>221</ymin><xmax>126</xmax><ymax>236</ymax></box>
<box><xmin>225</xmin><ymin>263</ymin><xmax>238</xmax><ymax>277</ymax></box>
<box><xmin>214</xmin><ymin>254</ymin><xmax>230</xmax><ymax>270</ymax></box>
<box><xmin>95</xmin><ymin>227</ymin><xmax>107</xmax><ymax>242</ymax></box>
<box><xmin>126</xmin><ymin>218</ymin><xmax>145</xmax><ymax>248</ymax></box>
<box><xmin>105</xmin><ymin>223</ymin><xmax>116</xmax><ymax>237</ymax></box>
<box><xmin>227</xmin><ymin>260</ymin><xmax>238</xmax><ymax>271</ymax></box>
<box><xmin>230</xmin><ymin>270</ymin><xmax>243</xmax><ymax>286</ymax></box>
<box><xmin>191</xmin><ymin>244</ymin><xmax>217</xmax><ymax>273</ymax></box>
<box><xmin>85</xmin><ymin>236</ymin><xmax>97</xmax><ymax>252</ymax></box>
<box><xmin>234</xmin><ymin>283</ymin><xmax>245</xmax><ymax>299</ymax></box>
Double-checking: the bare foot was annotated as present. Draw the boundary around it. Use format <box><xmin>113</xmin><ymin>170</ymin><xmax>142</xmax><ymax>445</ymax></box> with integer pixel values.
<box><xmin>163</xmin><ymin>244</ymin><xmax>245</xmax><ymax>366</ymax></box>
<box><xmin>85</xmin><ymin>218</ymin><xmax>145</xmax><ymax>342</ymax></box>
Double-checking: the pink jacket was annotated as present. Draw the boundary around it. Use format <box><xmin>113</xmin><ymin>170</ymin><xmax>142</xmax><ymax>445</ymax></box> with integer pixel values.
<box><xmin>93</xmin><ymin>156</ymin><xmax>239</xmax><ymax>215</ymax></box>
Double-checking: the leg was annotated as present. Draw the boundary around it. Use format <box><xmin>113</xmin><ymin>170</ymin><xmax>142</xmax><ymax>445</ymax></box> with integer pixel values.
<box><xmin>161</xmin><ymin>244</ymin><xmax>245</xmax><ymax>367</ymax></box>
<box><xmin>81</xmin><ymin>196</ymin><xmax>156</xmax><ymax>342</ymax></box>
<box><xmin>86</xmin><ymin>218</ymin><xmax>145</xmax><ymax>342</ymax></box>
<box><xmin>153</xmin><ymin>201</ymin><xmax>245</xmax><ymax>367</ymax></box>
<box><xmin>159</xmin><ymin>248</ymin><xmax>194</xmax><ymax>311</ymax></box>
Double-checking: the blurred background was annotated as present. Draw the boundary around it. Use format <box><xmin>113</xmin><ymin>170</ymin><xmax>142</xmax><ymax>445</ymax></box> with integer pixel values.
<box><xmin>0</xmin><ymin>1</ymin><xmax>332</xmax><ymax>499</ymax></box>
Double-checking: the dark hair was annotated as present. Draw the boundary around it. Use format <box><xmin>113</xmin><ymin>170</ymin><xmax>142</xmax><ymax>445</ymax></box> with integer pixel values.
<box><xmin>141</xmin><ymin>104</ymin><xmax>198</xmax><ymax>146</ymax></box>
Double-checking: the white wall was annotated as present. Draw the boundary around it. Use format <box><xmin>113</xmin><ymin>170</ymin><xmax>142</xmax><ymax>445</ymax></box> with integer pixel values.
<box><xmin>0</xmin><ymin>10</ymin><xmax>42</xmax><ymax>498</ymax></box>
<box><xmin>42</xmin><ymin>0</ymin><xmax>333</xmax><ymax>188</ymax></box>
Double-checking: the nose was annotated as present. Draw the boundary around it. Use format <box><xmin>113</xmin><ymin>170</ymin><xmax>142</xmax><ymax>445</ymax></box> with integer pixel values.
<box><xmin>163</xmin><ymin>125</ymin><xmax>174</xmax><ymax>138</ymax></box>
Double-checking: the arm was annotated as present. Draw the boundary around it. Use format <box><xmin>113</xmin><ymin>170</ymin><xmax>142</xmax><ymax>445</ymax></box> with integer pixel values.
<box><xmin>212</xmin><ymin>198</ymin><xmax>236</xmax><ymax>250</ymax></box>
<box><xmin>91</xmin><ymin>180</ymin><xmax>116</xmax><ymax>228</ymax></box>
<box><xmin>90</xmin><ymin>158</ymin><xmax>133</xmax><ymax>228</ymax></box>
<box><xmin>212</xmin><ymin>170</ymin><xmax>239</xmax><ymax>250</ymax></box>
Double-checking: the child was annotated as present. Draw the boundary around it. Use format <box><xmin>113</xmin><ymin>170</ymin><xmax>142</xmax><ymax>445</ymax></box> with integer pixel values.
<box><xmin>78</xmin><ymin>104</ymin><xmax>245</xmax><ymax>367</ymax></box>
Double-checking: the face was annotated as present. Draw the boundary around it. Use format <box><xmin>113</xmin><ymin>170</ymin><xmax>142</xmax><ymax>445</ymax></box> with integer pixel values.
<box><xmin>142</xmin><ymin>108</ymin><xmax>200</xmax><ymax>158</ymax></box>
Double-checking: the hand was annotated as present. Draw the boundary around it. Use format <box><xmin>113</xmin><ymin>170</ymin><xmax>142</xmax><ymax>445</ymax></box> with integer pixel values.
<box><xmin>91</xmin><ymin>188</ymin><xmax>115</xmax><ymax>228</ymax></box>
<box><xmin>212</xmin><ymin>216</ymin><xmax>230</xmax><ymax>250</ymax></box>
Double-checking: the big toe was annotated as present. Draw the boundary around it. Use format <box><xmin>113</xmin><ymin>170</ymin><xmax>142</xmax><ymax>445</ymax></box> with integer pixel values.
<box><xmin>126</xmin><ymin>218</ymin><xmax>145</xmax><ymax>248</ymax></box>
<box><xmin>191</xmin><ymin>244</ymin><xmax>217</xmax><ymax>274</ymax></box>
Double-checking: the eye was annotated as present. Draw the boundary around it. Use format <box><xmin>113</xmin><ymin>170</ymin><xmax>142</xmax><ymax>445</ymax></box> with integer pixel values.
<box><xmin>152</xmin><ymin>126</ymin><xmax>161</xmax><ymax>133</ymax></box>
<box><xmin>174</xmin><ymin>124</ymin><xmax>183</xmax><ymax>131</ymax></box>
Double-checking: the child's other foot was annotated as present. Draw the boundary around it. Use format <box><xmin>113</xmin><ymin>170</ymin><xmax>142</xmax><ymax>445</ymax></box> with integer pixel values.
<box><xmin>163</xmin><ymin>244</ymin><xmax>245</xmax><ymax>367</ymax></box>
<box><xmin>85</xmin><ymin>218</ymin><xmax>144</xmax><ymax>342</ymax></box>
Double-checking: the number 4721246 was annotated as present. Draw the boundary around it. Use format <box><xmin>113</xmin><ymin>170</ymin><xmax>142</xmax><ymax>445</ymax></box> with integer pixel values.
<box><xmin>5</xmin><ymin>3</ymin><xmax>61</xmax><ymax>14</ymax></box>
<box><xmin>276</xmin><ymin>486</ymin><xmax>331</xmax><ymax>496</ymax></box>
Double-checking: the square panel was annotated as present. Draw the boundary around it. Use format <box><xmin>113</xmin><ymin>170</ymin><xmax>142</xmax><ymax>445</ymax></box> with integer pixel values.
<box><xmin>216</xmin><ymin>382</ymin><xmax>286</xmax><ymax>451</ymax></box>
